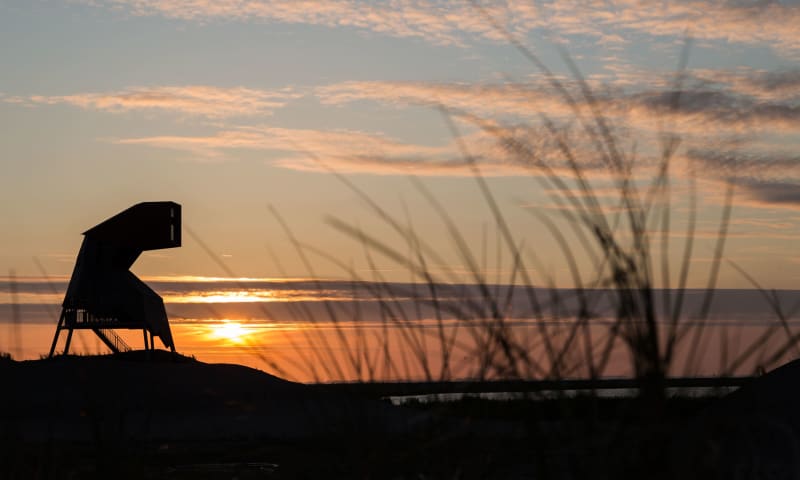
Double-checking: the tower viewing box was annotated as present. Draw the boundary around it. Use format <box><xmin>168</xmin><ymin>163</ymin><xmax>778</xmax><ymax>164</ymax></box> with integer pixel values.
<box><xmin>49</xmin><ymin>202</ymin><xmax>181</xmax><ymax>356</ymax></box>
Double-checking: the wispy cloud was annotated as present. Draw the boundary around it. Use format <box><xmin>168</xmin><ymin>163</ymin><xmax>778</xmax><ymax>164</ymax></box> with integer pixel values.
<box><xmin>318</xmin><ymin>74</ymin><xmax>800</xmax><ymax>135</ymax></box>
<box><xmin>15</xmin><ymin>85</ymin><xmax>300</xmax><ymax>118</ymax></box>
<box><xmin>86</xmin><ymin>1</ymin><xmax>800</xmax><ymax>55</ymax></box>
<box><xmin>117</xmin><ymin>125</ymin><xmax>444</xmax><ymax>155</ymax></box>
<box><xmin>116</xmin><ymin>125</ymin><xmax>460</xmax><ymax>172</ymax></box>
<box><xmin>688</xmin><ymin>149</ymin><xmax>800</xmax><ymax>180</ymax></box>
<box><xmin>685</xmin><ymin>149</ymin><xmax>800</xmax><ymax>209</ymax></box>
<box><xmin>16</xmin><ymin>51</ymin><xmax>795</xmax><ymax>206</ymax></box>
<box><xmin>316</xmin><ymin>71</ymin><xmax>800</xmax><ymax>193</ymax></box>
<box><xmin>736</xmin><ymin>179</ymin><xmax>800</xmax><ymax>208</ymax></box>
<box><xmin>693</xmin><ymin>68</ymin><xmax>800</xmax><ymax>102</ymax></box>
<box><xmin>86</xmin><ymin>0</ymin><xmax>526</xmax><ymax>46</ymax></box>
<box><xmin>26</xmin><ymin>75</ymin><xmax>793</xmax><ymax>135</ymax></box>
<box><xmin>590</xmin><ymin>0</ymin><xmax>800</xmax><ymax>55</ymax></box>
<box><xmin>113</xmin><ymin>125</ymin><xmax>546</xmax><ymax>175</ymax></box>
<box><xmin>317</xmin><ymin>80</ymin><xmax>570</xmax><ymax>119</ymax></box>
<box><xmin>101</xmin><ymin>71</ymin><xmax>798</xmax><ymax>188</ymax></box>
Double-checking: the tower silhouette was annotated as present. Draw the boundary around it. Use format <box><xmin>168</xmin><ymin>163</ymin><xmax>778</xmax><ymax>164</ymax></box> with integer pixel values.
<box><xmin>49</xmin><ymin>202</ymin><xmax>181</xmax><ymax>356</ymax></box>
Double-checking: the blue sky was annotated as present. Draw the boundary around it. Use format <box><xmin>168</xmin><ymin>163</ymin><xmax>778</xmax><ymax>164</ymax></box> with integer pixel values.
<box><xmin>2</xmin><ymin>0</ymin><xmax>800</xmax><ymax>288</ymax></box>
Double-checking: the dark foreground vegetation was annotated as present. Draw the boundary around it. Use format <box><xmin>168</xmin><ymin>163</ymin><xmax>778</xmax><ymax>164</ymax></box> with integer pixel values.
<box><xmin>2</xmin><ymin>351</ymin><xmax>798</xmax><ymax>479</ymax></box>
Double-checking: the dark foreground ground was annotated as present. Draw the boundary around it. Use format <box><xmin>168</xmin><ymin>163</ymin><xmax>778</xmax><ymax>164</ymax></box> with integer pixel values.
<box><xmin>1</xmin><ymin>351</ymin><xmax>798</xmax><ymax>479</ymax></box>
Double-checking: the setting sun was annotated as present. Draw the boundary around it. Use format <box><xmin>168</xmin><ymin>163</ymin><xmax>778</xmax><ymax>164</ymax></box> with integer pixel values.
<box><xmin>208</xmin><ymin>321</ymin><xmax>250</xmax><ymax>344</ymax></box>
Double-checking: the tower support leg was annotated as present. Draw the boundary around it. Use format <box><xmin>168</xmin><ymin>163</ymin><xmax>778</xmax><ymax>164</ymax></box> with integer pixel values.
<box><xmin>48</xmin><ymin>310</ymin><xmax>66</xmax><ymax>358</ymax></box>
<box><xmin>63</xmin><ymin>328</ymin><xmax>74</xmax><ymax>356</ymax></box>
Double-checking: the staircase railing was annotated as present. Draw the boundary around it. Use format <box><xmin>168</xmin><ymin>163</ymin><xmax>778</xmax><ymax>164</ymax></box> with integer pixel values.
<box><xmin>92</xmin><ymin>328</ymin><xmax>132</xmax><ymax>353</ymax></box>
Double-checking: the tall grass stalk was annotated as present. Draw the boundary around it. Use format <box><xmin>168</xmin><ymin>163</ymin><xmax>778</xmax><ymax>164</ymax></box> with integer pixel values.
<box><xmin>150</xmin><ymin>13</ymin><xmax>800</xmax><ymax>407</ymax></box>
<box><xmin>246</xmin><ymin>20</ymin><xmax>800</xmax><ymax>405</ymax></box>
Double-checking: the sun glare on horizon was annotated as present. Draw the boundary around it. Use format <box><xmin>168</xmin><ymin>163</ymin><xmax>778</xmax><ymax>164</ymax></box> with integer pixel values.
<box><xmin>208</xmin><ymin>321</ymin><xmax>251</xmax><ymax>344</ymax></box>
<box><xmin>166</xmin><ymin>290</ymin><xmax>276</xmax><ymax>303</ymax></box>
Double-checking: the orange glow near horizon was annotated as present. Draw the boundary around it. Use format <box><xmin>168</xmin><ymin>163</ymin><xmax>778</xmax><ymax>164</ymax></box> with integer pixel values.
<box><xmin>162</xmin><ymin>289</ymin><xmax>354</xmax><ymax>304</ymax></box>
<box><xmin>6</xmin><ymin>319</ymin><xmax>799</xmax><ymax>384</ymax></box>
<box><xmin>166</xmin><ymin>290</ymin><xmax>275</xmax><ymax>303</ymax></box>
<box><xmin>141</xmin><ymin>275</ymin><xmax>316</xmax><ymax>283</ymax></box>
<box><xmin>206</xmin><ymin>321</ymin><xmax>253</xmax><ymax>344</ymax></box>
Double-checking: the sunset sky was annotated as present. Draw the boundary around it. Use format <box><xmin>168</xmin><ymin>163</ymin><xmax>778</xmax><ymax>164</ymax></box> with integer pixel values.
<box><xmin>2</xmin><ymin>0</ymin><xmax>800</xmax><ymax>289</ymax></box>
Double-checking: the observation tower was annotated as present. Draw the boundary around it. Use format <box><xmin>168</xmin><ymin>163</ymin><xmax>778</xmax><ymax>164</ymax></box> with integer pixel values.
<box><xmin>48</xmin><ymin>202</ymin><xmax>181</xmax><ymax>356</ymax></box>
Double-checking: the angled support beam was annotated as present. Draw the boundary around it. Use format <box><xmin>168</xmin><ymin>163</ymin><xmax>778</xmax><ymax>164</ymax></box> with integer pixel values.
<box><xmin>48</xmin><ymin>310</ymin><xmax>66</xmax><ymax>358</ymax></box>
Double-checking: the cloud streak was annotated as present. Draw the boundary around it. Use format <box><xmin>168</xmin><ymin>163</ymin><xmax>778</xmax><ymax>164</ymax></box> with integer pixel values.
<box><xmin>15</xmin><ymin>60</ymin><xmax>796</xmax><ymax>207</ymax></box>
<box><xmin>590</xmin><ymin>0</ymin><xmax>800</xmax><ymax>56</ymax></box>
<box><xmin>98</xmin><ymin>70</ymin><xmax>799</xmax><ymax>197</ymax></box>
<box><xmin>693</xmin><ymin>68</ymin><xmax>800</xmax><ymax>102</ymax></box>
<box><xmin>687</xmin><ymin>149</ymin><xmax>800</xmax><ymax>208</ymax></box>
<box><xmin>87</xmin><ymin>0</ymin><xmax>525</xmax><ymax>46</ymax></box>
<box><xmin>318</xmin><ymin>75</ymin><xmax>800</xmax><ymax>135</ymax></box>
<box><xmin>115</xmin><ymin>125</ymin><xmax>465</xmax><ymax>173</ymax></box>
<box><xmin>736</xmin><ymin>180</ymin><xmax>800</xmax><ymax>207</ymax></box>
<box><xmin>25</xmin><ymin>74</ymin><xmax>794</xmax><ymax>137</ymax></box>
<box><xmin>113</xmin><ymin>125</ymin><xmax>553</xmax><ymax>175</ymax></box>
<box><xmin>86</xmin><ymin>1</ymin><xmax>800</xmax><ymax>55</ymax></box>
<box><xmin>315</xmin><ymin>72</ymin><xmax>800</xmax><ymax>205</ymax></box>
<box><xmin>17</xmin><ymin>85</ymin><xmax>299</xmax><ymax>118</ymax></box>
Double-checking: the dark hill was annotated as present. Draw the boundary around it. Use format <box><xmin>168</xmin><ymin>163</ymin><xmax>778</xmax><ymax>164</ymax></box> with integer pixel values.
<box><xmin>0</xmin><ymin>352</ymin><xmax>528</xmax><ymax>478</ymax></box>
<box><xmin>675</xmin><ymin>358</ymin><xmax>800</xmax><ymax>479</ymax></box>
<box><xmin>0</xmin><ymin>351</ymin><xmax>432</xmax><ymax>442</ymax></box>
